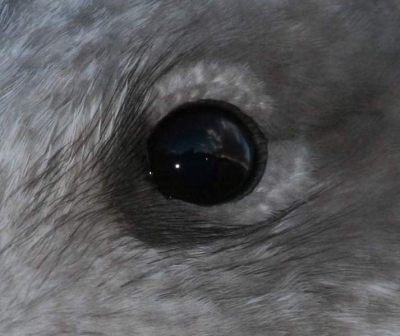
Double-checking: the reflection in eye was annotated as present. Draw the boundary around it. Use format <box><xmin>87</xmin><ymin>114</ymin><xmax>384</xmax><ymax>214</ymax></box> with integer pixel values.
<box><xmin>147</xmin><ymin>100</ymin><xmax>265</xmax><ymax>205</ymax></box>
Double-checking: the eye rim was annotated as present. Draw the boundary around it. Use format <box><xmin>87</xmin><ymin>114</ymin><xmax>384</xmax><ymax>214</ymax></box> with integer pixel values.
<box><xmin>146</xmin><ymin>99</ymin><xmax>268</xmax><ymax>206</ymax></box>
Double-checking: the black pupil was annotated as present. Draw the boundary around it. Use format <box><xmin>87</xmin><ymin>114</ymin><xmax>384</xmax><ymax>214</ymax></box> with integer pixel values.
<box><xmin>147</xmin><ymin>101</ymin><xmax>256</xmax><ymax>205</ymax></box>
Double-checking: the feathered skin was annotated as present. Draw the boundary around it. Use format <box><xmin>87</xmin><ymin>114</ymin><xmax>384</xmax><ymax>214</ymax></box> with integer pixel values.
<box><xmin>1</xmin><ymin>1</ymin><xmax>400</xmax><ymax>335</ymax></box>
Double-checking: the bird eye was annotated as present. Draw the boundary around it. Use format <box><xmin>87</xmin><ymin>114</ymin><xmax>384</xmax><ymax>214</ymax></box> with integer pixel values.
<box><xmin>147</xmin><ymin>100</ymin><xmax>267</xmax><ymax>205</ymax></box>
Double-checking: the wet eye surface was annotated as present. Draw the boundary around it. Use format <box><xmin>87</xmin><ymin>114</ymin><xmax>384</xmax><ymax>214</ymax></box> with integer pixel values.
<box><xmin>147</xmin><ymin>100</ymin><xmax>266</xmax><ymax>205</ymax></box>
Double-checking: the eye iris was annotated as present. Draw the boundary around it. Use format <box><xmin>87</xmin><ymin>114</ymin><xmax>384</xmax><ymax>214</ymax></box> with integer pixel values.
<box><xmin>147</xmin><ymin>101</ymin><xmax>256</xmax><ymax>205</ymax></box>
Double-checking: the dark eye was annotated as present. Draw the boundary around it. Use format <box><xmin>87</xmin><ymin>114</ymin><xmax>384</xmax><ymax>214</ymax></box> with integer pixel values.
<box><xmin>147</xmin><ymin>100</ymin><xmax>266</xmax><ymax>205</ymax></box>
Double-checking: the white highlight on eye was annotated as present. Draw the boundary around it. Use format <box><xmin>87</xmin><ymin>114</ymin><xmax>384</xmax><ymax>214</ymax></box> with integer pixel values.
<box><xmin>175</xmin><ymin>164</ymin><xmax>180</xmax><ymax>169</ymax></box>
